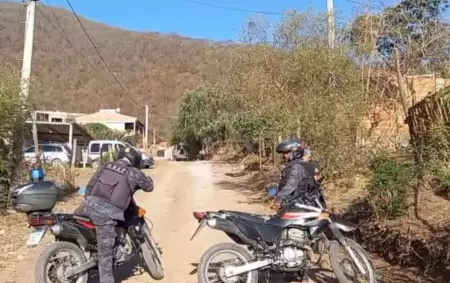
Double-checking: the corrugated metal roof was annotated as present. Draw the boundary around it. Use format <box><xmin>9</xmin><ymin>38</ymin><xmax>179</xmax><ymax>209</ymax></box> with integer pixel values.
<box><xmin>75</xmin><ymin>111</ymin><xmax>138</xmax><ymax>123</ymax></box>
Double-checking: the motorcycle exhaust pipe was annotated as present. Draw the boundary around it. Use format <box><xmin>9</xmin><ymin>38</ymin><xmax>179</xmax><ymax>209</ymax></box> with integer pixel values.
<box><xmin>224</xmin><ymin>259</ymin><xmax>272</xmax><ymax>277</ymax></box>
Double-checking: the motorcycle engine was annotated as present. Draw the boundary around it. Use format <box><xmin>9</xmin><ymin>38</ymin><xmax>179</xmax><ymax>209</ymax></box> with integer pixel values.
<box><xmin>114</xmin><ymin>229</ymin><xmax>133</xmax><ymax>264</ymax></box>
<box><xmin>278</xmin><ymin>228</ymin><xmax>308</xmax><ymax>268</ymax></box>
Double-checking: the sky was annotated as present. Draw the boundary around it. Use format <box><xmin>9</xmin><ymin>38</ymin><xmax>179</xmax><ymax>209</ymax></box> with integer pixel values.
<box><xmin>37</xmin><ymin>0</ymin><xmax>396</xmax><ymax>41</ymax></box>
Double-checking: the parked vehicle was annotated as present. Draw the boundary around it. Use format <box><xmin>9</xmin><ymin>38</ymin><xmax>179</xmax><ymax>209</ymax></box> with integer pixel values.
<box><xmin>24</xmin><ymin>143</ymin><xmax>72</xmax><ymax>167</ymax></box>
<box><xmin>87</xmin><ymin>140</ymin><xmax>154</xmax><ymax>169</ymax></box>
<box><xmin>141</xmin><ymin>151</ymin><xmax>154</xmax><ymax>168</ymax></box>
<box><xmin>10</xmin><ymin>181</ymin><xmax>164</xmax><ymax>283</ymax></box>
<box><xmin>172</xmin><ymin>144</ymin><xmax>187</xmax><ymax>161</ymax></box>
<box><xmin>191</xmin><ymin>191</ymin><xmax>376</xmax><ymax>283</ymax></box>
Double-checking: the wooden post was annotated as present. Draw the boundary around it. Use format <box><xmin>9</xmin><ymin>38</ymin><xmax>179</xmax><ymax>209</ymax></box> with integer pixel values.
<box><xmin>82</xmin><ymin>148</ymin><xmax>87</xmax><ymax>168</ymax></box>
<box><xmin>68</xmin><ymin>124</ymin><xmax>73</xmax><ymax>149</ymax></box>
<box><xmin>145</xmin><ymin>105</ymin><xmax>149</xmax><ymax>149</ymax></box>
<box><xmin>108</xmin><ymin>145</ymin><xmax>113</xmax><ymax>161</ymax></box>
<box><xmin>32</xmin><ymin>111</ymin><xmax>39</xmax><ymax>159</ymax></box>
<box><xmin>71</xmin><ymin>138</ymin><xmax>77</xmax><ymax>168</ymax></box>
<box><xmin>153</xmin><ymin>127</ymin><xmax>156</xmax><ymax>155</ymax></box>
<box><xmin>258</xmin><ymin>136</ymin><xmax>262</xmax><ymax>171</ymax></box>
<box><xmin>394</xmin><ymin>47</ymin><xmax>409</xmax><ymax>117</ymax></box>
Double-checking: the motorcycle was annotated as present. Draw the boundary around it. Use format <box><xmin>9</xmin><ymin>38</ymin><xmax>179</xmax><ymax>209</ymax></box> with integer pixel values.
<box><xmin>11</xmin><ymin>181</ymin><xmax>164</xmax><ymax>283</ymax></box>
<box><xmin>191</xmin><ymin>186</ymin><xmax>376</xmax><ymax>283</ymax></box>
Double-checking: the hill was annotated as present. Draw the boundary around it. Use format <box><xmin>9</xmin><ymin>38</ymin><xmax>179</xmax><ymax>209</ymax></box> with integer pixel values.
<box><xmin>0</xmin><ymin>2</ymin><xmax>234</xmax><ymax>134</ymax></box>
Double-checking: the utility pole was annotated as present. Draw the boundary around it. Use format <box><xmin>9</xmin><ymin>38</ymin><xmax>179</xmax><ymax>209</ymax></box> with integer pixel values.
<box><xmin>20</xmin><ymin>0</ymin><xmax>39</xmax><ymax>158</ymax></box>
<box><xmin>145</xmin><ymin>104</ymin><xmax>149</xmax><ymax>149</ymax></box>
<box><xmin>153</xmin><ymin>127</ymin><xmax>156</xmax><ymax>154</ymax></box>
<box><xmin>327</xmin><ymin>0</ymin><xmax>335</xmax><ymax>49</ymax></box>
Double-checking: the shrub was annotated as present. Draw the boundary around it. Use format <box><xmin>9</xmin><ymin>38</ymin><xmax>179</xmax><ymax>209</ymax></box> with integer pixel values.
<box><xmin>367</xmin><ymin>154</ymin><xmax>415</xmax><ymax>219</ymax></box>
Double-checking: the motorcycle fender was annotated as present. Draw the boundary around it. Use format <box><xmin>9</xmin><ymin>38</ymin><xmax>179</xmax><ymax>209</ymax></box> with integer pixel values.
<box><xmin>328</xmin><ymin>223</ymin><xmax>348</xmax><ymax>247</ymax></box>
<box><xmin>56</xmin><ymin>222</ymin><xmax>90</xmax><ymax>248</ymax></box>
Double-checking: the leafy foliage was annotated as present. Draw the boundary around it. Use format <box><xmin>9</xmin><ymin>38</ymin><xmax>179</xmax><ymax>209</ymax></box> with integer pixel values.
<box><xmin>171</xmin><ymin>11</ymin><xmax>372</xmax><ymax>174</ymax></box>
<box><xmin>0</xmin><ymin>72</ymin><xmax>26</xmax><ymax>209</ymax></box>
<box><xmin>367</xmin><ymin>155</ymin><xmax>415</xmax><ymax>219</ymax></box>
<box><xmin>83</xmin><ymin>123</ymin><xmax>137</xmax><ymax>145</ymax></box>
<box><xmin>349</xmin><ymin>0</ymin><xmax>450</xmax><ymax>73</ymax></box>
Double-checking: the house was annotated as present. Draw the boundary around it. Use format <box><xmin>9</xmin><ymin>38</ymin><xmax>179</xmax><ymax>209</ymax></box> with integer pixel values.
<box><xmin>75</xmin><ymin>108</ymin><xmax>144</xmax><ymax>135</ymax></box>
<box><xmin>34</xmin><ymin>110</ymin><xmax>86</xmax><ymax>123</ymax></box>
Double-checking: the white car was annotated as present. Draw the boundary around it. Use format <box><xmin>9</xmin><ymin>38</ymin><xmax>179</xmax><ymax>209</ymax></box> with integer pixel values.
<box><xmin>87</xmin><ymin>140</ymin><xmax>153</xmax><ymax>169</ymax></box>
<box><xmin>24</xmin><ymin>143</ymin><xmax>73</xmax><ymax>166</ymax></box>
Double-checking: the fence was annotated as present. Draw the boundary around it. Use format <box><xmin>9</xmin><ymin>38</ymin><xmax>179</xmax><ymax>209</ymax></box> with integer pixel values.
<box><xmin>407</xmin><ymin>89</ymin><xmax>450</xmax><ymax>136</ymax></box>
<box><xmin>406</xmin><ymin>87</ymin><xmax>450</xmax><ymax>158</ymax></box>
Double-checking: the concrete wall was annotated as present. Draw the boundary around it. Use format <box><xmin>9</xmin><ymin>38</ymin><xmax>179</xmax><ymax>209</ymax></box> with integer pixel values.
<box><xmin>104</xmin><ymin>122</ymin><xmax>126</xmax><ymax>131</ymax></box>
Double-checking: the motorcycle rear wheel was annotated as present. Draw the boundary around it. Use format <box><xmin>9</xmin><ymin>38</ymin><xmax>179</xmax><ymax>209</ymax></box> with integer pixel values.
<box><xmin>198</xmin><ymin>242</ymin><xmax>258</xmax><ymax>283</ymax></box>
<box><xmin>35</xmin><ymin>241</ymin><xmax>89</xmax><ymax>283</ymax></box>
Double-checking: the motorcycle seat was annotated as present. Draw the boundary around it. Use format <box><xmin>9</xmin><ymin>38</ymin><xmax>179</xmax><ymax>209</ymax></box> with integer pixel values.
<box><xmin>219</xmin><ymin>210</ymin><xmax>268</xmax><ymax>223</ymax></box>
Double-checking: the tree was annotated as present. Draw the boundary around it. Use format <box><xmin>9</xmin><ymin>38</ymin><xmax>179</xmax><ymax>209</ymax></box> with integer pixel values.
<box><xmin>0</xmin><ymin>72</ymin><xmax>26</xmax><ymax>209</ymax></box>
<box><xmin>350</xmin><ymin>0</ymin><xmax>450</xmax><ymax>73</ymax></box>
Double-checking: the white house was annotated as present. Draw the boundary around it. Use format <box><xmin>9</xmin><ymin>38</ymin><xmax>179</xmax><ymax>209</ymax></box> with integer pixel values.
<box><xmin>34</xmin><ymin>110</ymin><xmax>86</xmax><ymax>123</ymax></box>
<box><xmin>75</xmin><ymin>109</ymin><xmax>144</xmax><ymax>135</ymax></box>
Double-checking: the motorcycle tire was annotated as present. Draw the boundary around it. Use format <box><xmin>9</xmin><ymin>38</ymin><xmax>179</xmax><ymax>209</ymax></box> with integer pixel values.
<box><xmin>329</xmin><ymin>238</ymin><xmax>377</xmax><ymax>283</ymax></box>
<box><xmin>197</xmin><ymin>242</ymin><xmax>258</xmax><ymax>283</ymax></box>
<box><xmin>35</xmin><ymin>241</ymin><xmax>89</xmax><ymax>283</ymax></box>
<box><xmin>141</xmin><ymin>222</ymin><xmax>164</xmax><ymax>280</ymax></box>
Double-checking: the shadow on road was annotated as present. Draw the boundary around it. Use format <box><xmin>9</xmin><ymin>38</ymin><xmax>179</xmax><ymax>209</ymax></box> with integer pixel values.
<box><xmin>189</xmin><ymin>262</ymin><xmax>338</xmax><ymax>283</ymax></box>
<box><xmin>88</xmin><ymin>254</ymin><xmax>147</xmax><ymax>283</ymax></box>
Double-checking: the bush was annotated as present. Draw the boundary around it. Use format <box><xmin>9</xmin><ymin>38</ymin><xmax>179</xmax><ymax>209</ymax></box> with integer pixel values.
<box><xmin>367</xmin><ymin>154</ymin><xmax>415</xmax><ymax>219</ymax></box>
<box><xmin>0</xmin><ymin>72</ymin><xmax>25</xmax><ymax>209</ymax></box>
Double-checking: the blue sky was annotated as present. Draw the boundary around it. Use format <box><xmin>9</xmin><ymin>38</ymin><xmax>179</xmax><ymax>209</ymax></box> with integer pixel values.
<box><xmin>42</xmin><ymin>0</ymin><xmax>395</xmax><ymax>41</ymax></box>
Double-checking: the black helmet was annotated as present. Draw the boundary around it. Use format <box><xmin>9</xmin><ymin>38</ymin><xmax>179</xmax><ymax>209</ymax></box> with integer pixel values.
<box><xmin>117</xmin><ymin>146</ymin><xmax>142</xmax><ymax>168</ymax></box>
<box><xmin>276</xmin><ymin>138</ymin><xmax>305</xmax><ymax>160</ymax></box>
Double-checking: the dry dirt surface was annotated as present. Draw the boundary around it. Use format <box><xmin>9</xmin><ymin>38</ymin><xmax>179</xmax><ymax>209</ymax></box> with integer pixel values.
<box><xmin>0</xmin><ymin>161</ymin><xmax>432</xmax><ymax>283</ymax></box>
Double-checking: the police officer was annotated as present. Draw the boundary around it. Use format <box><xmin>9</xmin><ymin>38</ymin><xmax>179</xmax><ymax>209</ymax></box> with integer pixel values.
<box><xmin>76</xmin><ymin>146</ymin><xmax>154</xmax><ymax>283</ymax></box>
<box><xmin>273</xmin><ymin>138</ymin><xmax>314</xmax><ymax>209</ymax></box>
<box><xmin>272</xmin><ymin>138</ymin><xmax>315</xmax><ymax>283</ymax></box>
<box><xmin>302</xmin><ymin>148</ymin><xmax>326</xmax><ymax>208</ymax></box>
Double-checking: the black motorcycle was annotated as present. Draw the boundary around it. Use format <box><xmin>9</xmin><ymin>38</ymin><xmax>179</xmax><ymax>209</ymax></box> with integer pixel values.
<box><xmin>11</xmin><ymin>181</ymin><xmax>163</xmax><ymax>283</ymax></box>
<box><xmin>191</xmin><ymin>187</ymin><xmax>376</xmax><ymax>283</ymax></box>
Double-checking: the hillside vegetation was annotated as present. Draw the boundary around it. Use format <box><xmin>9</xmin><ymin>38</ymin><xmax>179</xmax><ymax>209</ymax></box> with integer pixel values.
<box><xmin>0</xmin><ymin>2</ymin><xmax>233</xmax><ymax>132</ymax></box>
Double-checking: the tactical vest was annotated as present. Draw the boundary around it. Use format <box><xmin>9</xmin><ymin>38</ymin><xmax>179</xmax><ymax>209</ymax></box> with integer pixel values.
<box><xmin>86</xmin><ymin>161</ymin><xmax>133</xmax><ymax>210</ymax></box>
<box><xmin>279</xmin><ymin>159</ymin><xmax>315</xmax><ymax>199</ymax></box>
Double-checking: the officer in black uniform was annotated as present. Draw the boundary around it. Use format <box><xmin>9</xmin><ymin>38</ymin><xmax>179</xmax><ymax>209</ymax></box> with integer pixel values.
<box><xmin>76</xmin><ymin>146</ymin><xmax>154</xmax><ymax>283</ymax></box>
<box><xmin>273</xmin><ymin>138</ymin><xmax>315</xmax><ymax>283</ymax></box>
<box><xmin>273</xmin><ymin>138</ymin><xmax>315</xmax><ymax>208</ymax></box>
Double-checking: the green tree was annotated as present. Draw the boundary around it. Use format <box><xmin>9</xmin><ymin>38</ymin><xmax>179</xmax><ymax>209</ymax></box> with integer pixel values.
<box><xmin>0</xmin><ymin>72</ymin><xmax>26</xmax><ymax>209</ymax></box>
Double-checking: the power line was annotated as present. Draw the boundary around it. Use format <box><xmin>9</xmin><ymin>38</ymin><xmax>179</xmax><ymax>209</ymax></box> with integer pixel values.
<box><xmin>65</xmin><ymin>0</ymin><xmax>140</xmax><ymax>107</ymax></box>
<box><xmin>182</xmin><ymin>0</ymin><xmax>282</xmax><ymax>15</ymax></box>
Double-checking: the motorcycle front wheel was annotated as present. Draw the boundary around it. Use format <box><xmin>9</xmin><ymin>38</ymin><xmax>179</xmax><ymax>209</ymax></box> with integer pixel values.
<box><xmin>141</xmin><ymin>222</ymin><xmax>164</xmax><ymax>280</ymax></box>
<box><xmin>329</xmin><ymin>238</ymin><xmax>377</xmax><ymax>283</ymax></box>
